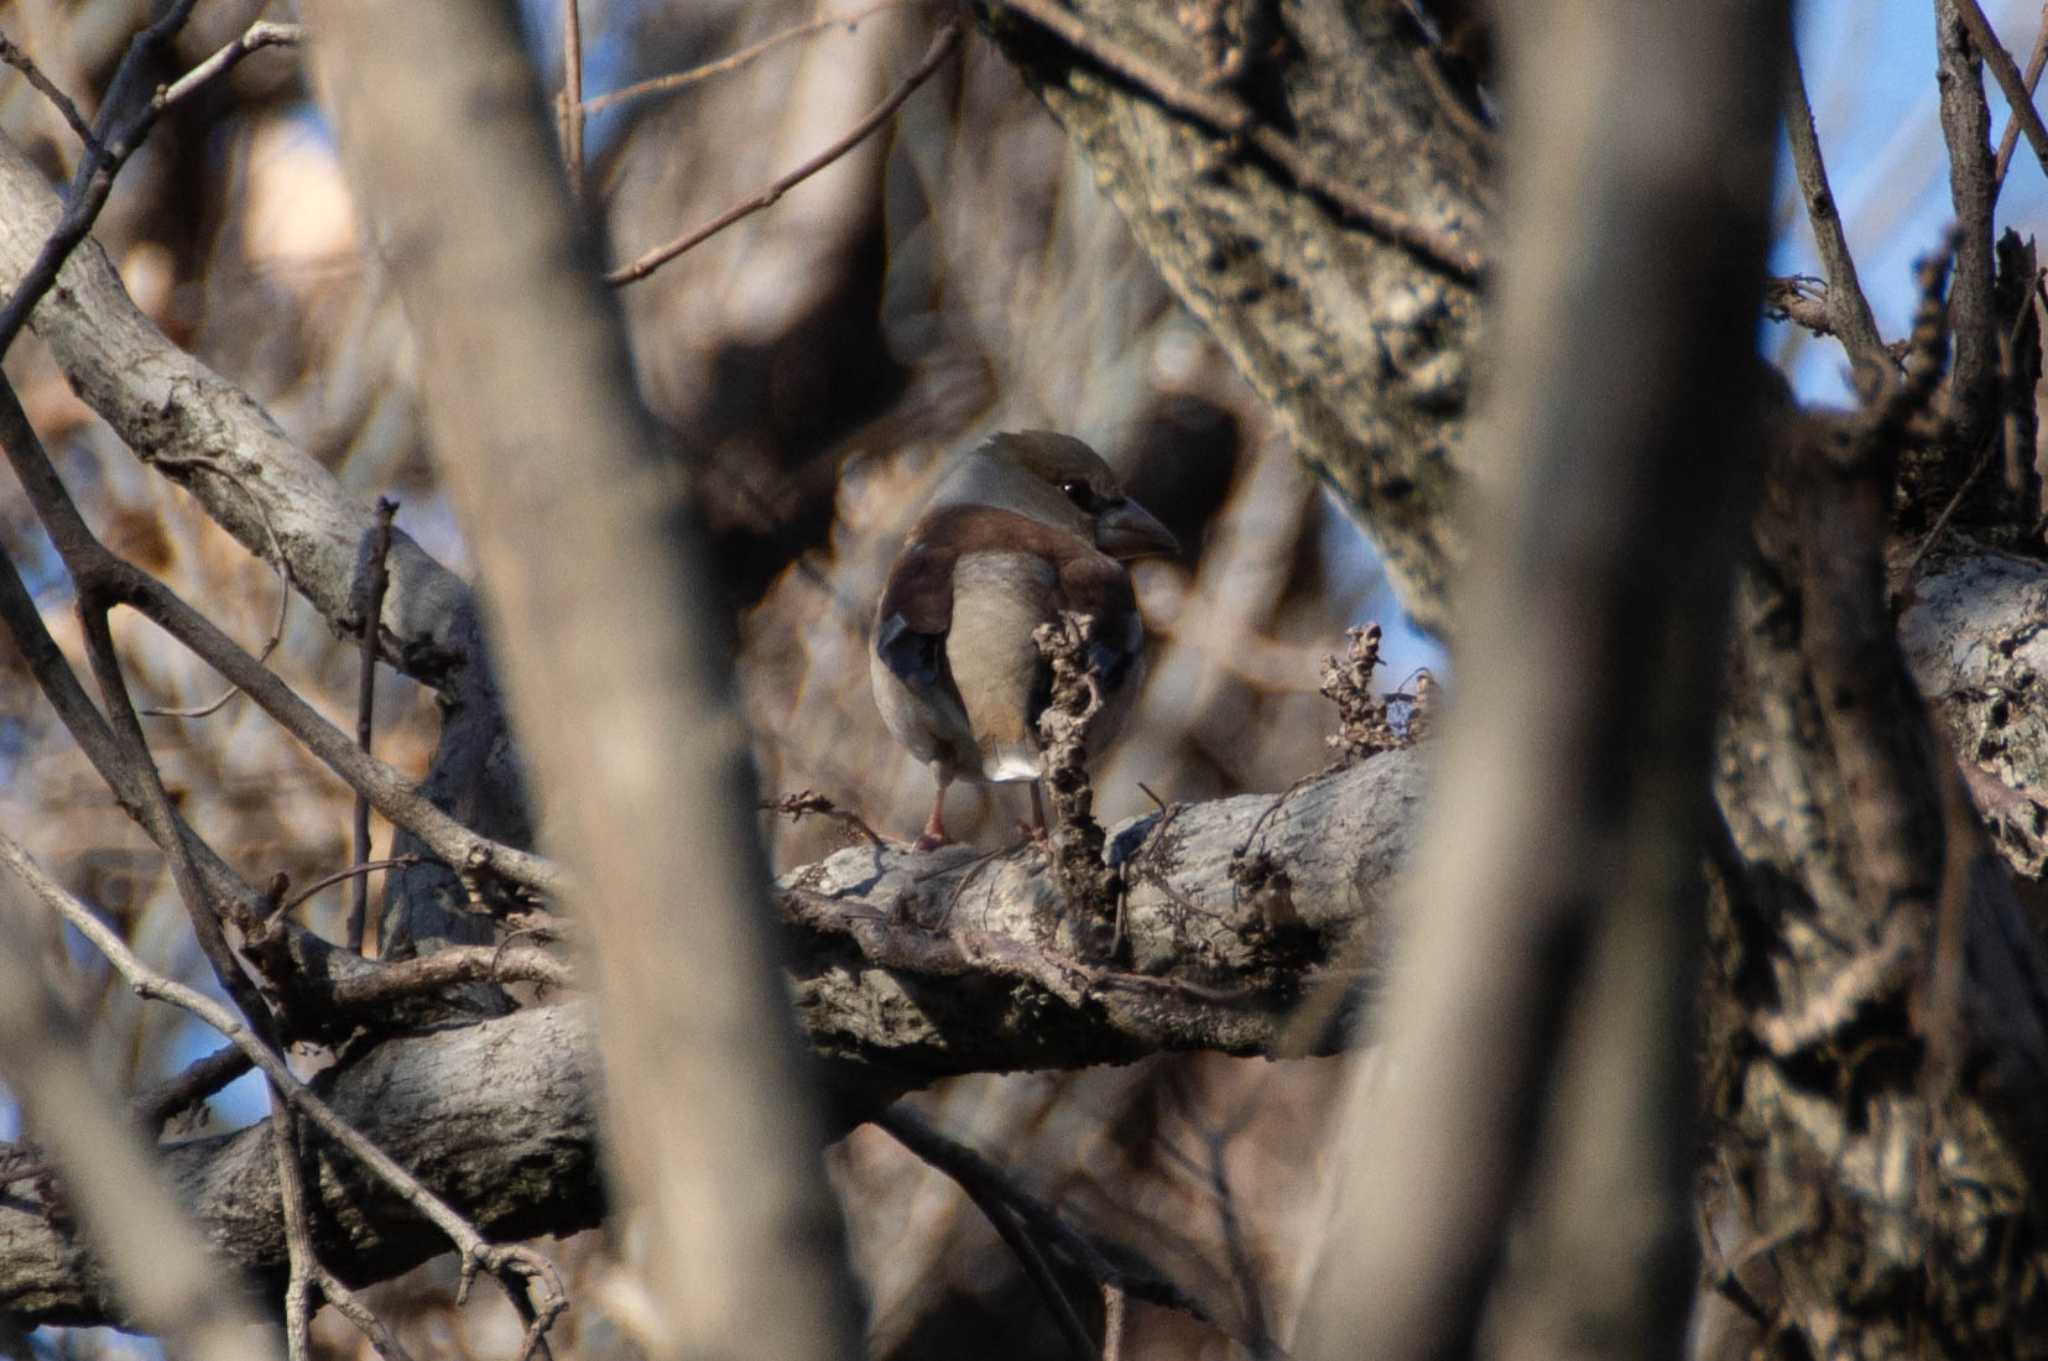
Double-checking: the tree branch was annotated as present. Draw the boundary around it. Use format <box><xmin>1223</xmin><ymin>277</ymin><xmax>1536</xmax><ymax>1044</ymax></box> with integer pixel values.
<box><xmin>0</xmin><ymin>131</ymin><xmax>475</xmax><ymax>683</ymax></box>
<box><xmin>0</xmin><ymin>750</ymin><xmax>1419</xmax><ymax>1333</ymax></box>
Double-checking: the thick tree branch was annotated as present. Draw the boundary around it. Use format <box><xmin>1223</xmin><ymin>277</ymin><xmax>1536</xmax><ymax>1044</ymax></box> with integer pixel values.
<box><xmin>980</xmin><ymin>0</ymin><xmax>1491</xmax><ymax>632</ymax></box>
<box><xmin>0</xmin><ymin>131</ymin><xmax>473</xmax><ymax>684</ymax></box>
<box><xmin>0</xmin><ymin>751</ymin><xmax>1418</xmax><ymax>1333</ymax></box>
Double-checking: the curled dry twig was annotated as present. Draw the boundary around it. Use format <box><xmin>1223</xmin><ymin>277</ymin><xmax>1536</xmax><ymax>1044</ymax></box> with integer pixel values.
<box><xmin>1034</xmin><ymin>610</ymin><xmax>1121</xmax><ymax>947</ymax></box>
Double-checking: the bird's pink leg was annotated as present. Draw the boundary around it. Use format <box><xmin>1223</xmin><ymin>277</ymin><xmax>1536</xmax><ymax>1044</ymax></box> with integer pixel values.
<box><xmin>914</xmin><ymin>777</ymin><xmax>952</xmax><ymax>851</ymax></box>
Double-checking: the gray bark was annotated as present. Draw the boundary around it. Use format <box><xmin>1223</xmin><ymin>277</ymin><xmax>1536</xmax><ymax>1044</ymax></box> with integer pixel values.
<box><xmin>0</xmin><ymin>752</ymin><xmax>1420</xmax><ymax>1331</ymax></box>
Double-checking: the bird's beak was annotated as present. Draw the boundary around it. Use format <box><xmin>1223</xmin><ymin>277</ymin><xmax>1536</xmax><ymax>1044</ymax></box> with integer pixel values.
<box><xmin>1095</xmin><ymin>498</ymin><xmax>1180</xmax><ymax>560</ymax></box>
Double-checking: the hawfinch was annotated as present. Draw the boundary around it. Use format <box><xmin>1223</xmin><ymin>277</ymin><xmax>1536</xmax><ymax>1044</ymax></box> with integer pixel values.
<box><xmin>872</xmin><ymin>431</ymin><xmax>1180</xmax><ymax>849</ymax></box>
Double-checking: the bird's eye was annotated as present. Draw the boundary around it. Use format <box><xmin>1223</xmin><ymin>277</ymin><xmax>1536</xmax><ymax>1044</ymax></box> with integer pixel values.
<box><xmin>1060</xmin><ymin>479</ymin><xmax>1099</xmax><ymax>511</ymax></box>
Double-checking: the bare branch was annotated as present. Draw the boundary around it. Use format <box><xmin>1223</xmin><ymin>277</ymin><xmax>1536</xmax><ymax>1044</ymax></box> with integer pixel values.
<box><xmin>1992</xmin><ymin>2</ymin><xmax>2048</xmax><ymax>194</ymax></box>
<box><xmin>607</xmin><ymin>18</ymin><xmax>962</xmax><ymax>284</ymax></box>
<box><xmin>0</xmin><ymin>30</ymin><xmax>99</xmax><ymax>155</ymax></box>
<box><xmin>1783</xmin><ymin>47</ymin><xmax>1889</xmax><ymax>386</ymax></box>
<box><xmin>0</xmin><ymin>831</ymin><xmax>569</xmax><ymax>1356</ymax></box>
<box><xmin>580</xmin><ymin>0</ymin><xmax>912</xmax><ymax>117</ymax></box>
<box><xmin>556</xmin><ymin>0</ymin><xmax>585</xmax><ymax>199</ymax></box>
<box><xmin>138</xmin><ymin>453</ymin><xmax>292</xmax><ymax>720</ymax></box>
<box><xmin>0</xmin><ymin>879</ymin><xmax>277</xmax><ymax>1361</ymax></box>
<box><xmin>349</xmin><ymin>499</ymin><xmax>400</xmax><ymax>953</ymax></box>
<box><xmin>0</xmin><ymin>131</ymin><xmax>476</xmax><ymax>683</ymax></box>
<box><xmin>1955</xmin><ymin>0</ymin><xmax>2048</xmax><ymax>187</ymax></box>
<box><xmin>1936</xmin><ymin>0</ymin><xmax>2000</xmax><ymax>457</ymax></box>
<box><xmin>0</xmin><ymin>0</ymin><xmax>200</xmax><ymax>361</ymax></box>
<box><xmin>156</xmin><ymin>20</ymin><xmax>305</xmax><ymax>111</ymax></box>
<box><xmin>0</xmin><ymin>377</ymin><xmax>566</xmax><ymax>900</ymax></box>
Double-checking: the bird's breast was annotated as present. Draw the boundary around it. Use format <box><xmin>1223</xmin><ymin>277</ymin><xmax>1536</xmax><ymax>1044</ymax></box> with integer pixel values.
<box><xmin>947</xmin><ymin>551</ymin><xmax>1058</xmax><ymax>780</ymax></box>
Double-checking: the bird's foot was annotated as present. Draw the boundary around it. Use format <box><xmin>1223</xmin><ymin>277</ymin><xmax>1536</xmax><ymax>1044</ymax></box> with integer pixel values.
<box><xmin>913</xmin><ymin>829</ymin><xmax>953</xmax><ymax>852</ymax></box>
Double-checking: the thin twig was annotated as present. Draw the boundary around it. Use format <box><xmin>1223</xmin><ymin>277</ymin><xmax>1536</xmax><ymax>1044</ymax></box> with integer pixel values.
<box><xmin>273</xmin><ymin>1106</ymin><xmax>318</xmax><ymax>1361</ymax></box>
<box><xmin>0</xmin><ymin>31</ymin><xmax>100</xmax><ymax>156</ymax></box>
<box><xmin>284</xmin><ymin>855</ymin><xmax>423</xmax><ymax>918</ymax></box>
<box><xmin>0</xmin><ymin>372</ymin><xmax>565</xmax><ymax>900</ymax></box>
<box><xmin>557</xmin><ymin>0</ymin><xmax>586</xmax><ymax>199</ymax></box>
<box><xmin>156</xmin><ymin>20</ymin><xmax>305</xmax><ymax>111</ymax></box>
<box><xmin>996</xmin><ymin>0</ymin><xmax>1485</xmax><ymax>283</ymax></box>
<box><xmin>873</xmin><ymin>1105</ymin><xmax>1210</xmax><ymax>1322</ymax></box>
<box><xmin>0</xmin><ymin>0</ymin><xmax>202</xmax><ymax>362</ymax></box>
<box><xmin>0</xmin><ymin>830</ymin><xmax>570</xmax><ymax>1357</ymax></box>
<box><xmin>762</xmin><ymin>789</ymin><xmax>886</xmax><ymax>848</ymax></box>
<box><xmin>1783</xmin><ymin>47</ymin><xmax>1889</xmax><ymax>386</ymax></box>
<box><xmin>313</xmin><ymin>1264</ymin><xmax>418</xmax><ymax>1361</ymax></box>
<box><xmin>80</xmin><ymin>602</ymin><xmax>279</xmax><ymax>1037</ymax></box>
<box><xmin>321</xmin><ymin>942</ymin><xmax>573</xmax><ymax>1012</ymax></box>
<box><xmin>607</xmin><ymin>19</ymin><xmax>961</xmax><ymax>284</ymax></box>
<box><xmin>141</xmin><ymin>453</ymin><xmax>291</xmax><ymax>719</ymax></box>
<box><xmin>1956</xmin><ymin>0</ymin><xmax>2048</xmax><ymax>187</ymax></box>
<box><xmin>348</xmin><ymin>498</ymin><xmax>398</xmax><ymax>954</ymax></box>
<box><xmin>1992</xmin><ymin>3</ymin><xmax>2048</xmax><ymax>196</ymax></box>
<box><xmin>881</xmin><ymin>1112</ymin><xmax>1096</xmax><ymax>1360</ymax></box>
<box><xmin>580</xmin><ymin>0</ymin><xmax>911</xmax><ymax>117</ymax></box>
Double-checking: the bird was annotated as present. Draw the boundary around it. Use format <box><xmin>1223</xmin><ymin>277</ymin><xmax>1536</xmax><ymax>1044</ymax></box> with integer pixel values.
<box><xmin>871</xmin><ymin>431</ymin><xmax>1181</xmax><ymax>850</ymax></box>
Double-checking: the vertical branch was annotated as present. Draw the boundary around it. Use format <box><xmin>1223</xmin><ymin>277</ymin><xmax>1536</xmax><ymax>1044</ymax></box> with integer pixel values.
<box><xmin>299</xmin><ymin>1</ymin><xmax>868</xmax><ymax>1357</ymax></box>
<box><xmin>1301</xmin><ymin>3</ymin><xmax>1787</xmax><ymax>1359</ymax></box>
<box><xmin>273</xmin><ymin>1107</ymin><xmax>318</xmax><ymax>1361</ymax></box>
<box><xmin>1936</xmin><ymin>0</ymin><xmax>2001</xmax><ymax>461</ymax></box>
<box><xmin>558</xmin><ymin>0</ymin><xmax>586</xmax><ymax>199</ymax></box>
<box><xmin>1784</xmin><ymin>46</ymin><xmax>1889</xmax><ymax>388</ymax></box>
<box><xmin>348</xmin><ymin>498</ymin><xmax>399</xmax><ymax>954</ymax></box>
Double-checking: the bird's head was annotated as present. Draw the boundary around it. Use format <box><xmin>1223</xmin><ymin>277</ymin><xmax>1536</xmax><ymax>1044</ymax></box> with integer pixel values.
<box><xmin>940</xmin><ymin>430</ymin><xmax>1181</xmax><ymax>561</ymax></box>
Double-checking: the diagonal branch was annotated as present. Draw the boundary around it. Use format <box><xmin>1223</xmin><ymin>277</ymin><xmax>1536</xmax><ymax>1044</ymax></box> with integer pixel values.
<box><xmin>1956</xmin><ymin>0</ymin><xmax>2048</xmax><ymax>187</ymax></box>
<box><xmin>0</xmin><ymin>131</ymin><xmax>475</xmax><ymax>683</ymax></box>
<box><xmin>0</xmin><ymin>377</ymin><xmax>566</xmax><ymax>900</ymax></box>
<box><xmin>1783</xmin><ymin>47</ymin><xmax>1889</xmax><ymax>386</ymax></box>
<box><xmin>607</xmin><ymin>18</ymin><xmax>962</xmax><ymax>284</ymax></box>
<box><xmin>0</xmin><ymin>831</ymin><xmax>568</xmax><ymax>1360</ymax></box>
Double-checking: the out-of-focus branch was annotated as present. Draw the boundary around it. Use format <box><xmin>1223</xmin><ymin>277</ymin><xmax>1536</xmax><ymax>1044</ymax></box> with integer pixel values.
<box><xmin>0</xmin><ymin>131</ymin><xmax>475</xmax><ymax>683</ymax></box>
<box><xmin>579</xmin><ymin>0</ymin><xmax>911</xmax><ymax>117</ymax></box>
<box><xmin>0</xmin><ymin>830</ymin><xmax>568</xmax><ymax>1357</ymax></box>
<box><xmin>0</xmin><ymin>0</ymin><xmax>198</xmax><ymax>361</ymax></box>
<box><xmin>300</xmin><ymin>0</ymin><xmax>869</xmax><ymax>1355</ymax></box>
<box><xmin>1783</xmin><ymin>48</ymin><xmax>1888</xmax><ymax>387</ymax></box>
<box><xmin>0</xmin><ymin>30</ymin><xmax>99</xmax><ymax>155</ymax></box>
<box><xmin>0</xmin><ymin>881</ymin><xmax>278</xmax><ymax>1361</ymax></box>
<box><xmin>0</xmin><ymin>380</ymin><xmax>566</xmax><ymax>900</ymax></box>
<box><xmin>606</xmin><ymin>18</ymin><xmax>961</xmax><ymax>284</ymax></box>
<box><xmin>1302</xmin><ymin>3</ymin><xmax>1785</xmax><ymax>1359</ymax></box>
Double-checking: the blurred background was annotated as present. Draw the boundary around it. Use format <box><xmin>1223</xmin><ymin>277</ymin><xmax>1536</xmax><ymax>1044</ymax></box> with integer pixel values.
<box><xmin>0</xmin><ymin>1</ymin><xmax>2042</xmax><ymax>1356</ymax></box>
